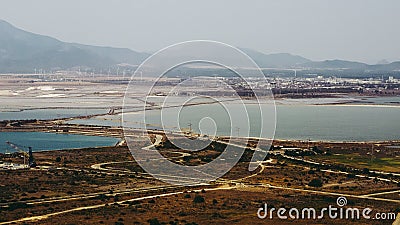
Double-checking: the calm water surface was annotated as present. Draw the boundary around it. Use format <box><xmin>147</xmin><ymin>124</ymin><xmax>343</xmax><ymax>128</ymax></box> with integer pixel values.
<box><xmin>0</xmin><ymin>132</ymin><xmax>119</xmax><ymax>152</ymax></box>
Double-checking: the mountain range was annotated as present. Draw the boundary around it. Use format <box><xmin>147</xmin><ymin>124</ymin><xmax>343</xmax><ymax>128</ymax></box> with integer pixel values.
<box><xmin>0</xmin><ymin>20</ymin><xmax>149</xmax><ymax>72</ymax></box>
<box><xmin>1</xmin><ymin>19</ymin><xmax>400</xmax><ymax>77</ymax></box>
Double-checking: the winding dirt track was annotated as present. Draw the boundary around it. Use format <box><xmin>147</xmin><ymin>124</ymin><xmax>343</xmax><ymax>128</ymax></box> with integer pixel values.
<box><xmin>1</xmin><ymin>135</ymin><xmax>399</xmax><ymax>224</ymax></box>
<box><xmin>0</xmin><ymin>186</ymin><xmax>236</xmax><ymax>225</ymax></box>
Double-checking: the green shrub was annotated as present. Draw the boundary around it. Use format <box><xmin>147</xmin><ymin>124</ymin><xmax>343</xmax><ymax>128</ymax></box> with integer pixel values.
<box><xmin>193</xmin><ymin>195</ymin><xmax>205</xmax><ymax>203</ymax></box>
<box><xmin>308</xmin><ymin>178</ymin><xmax>323</xmax><ymax>187</ymax></box>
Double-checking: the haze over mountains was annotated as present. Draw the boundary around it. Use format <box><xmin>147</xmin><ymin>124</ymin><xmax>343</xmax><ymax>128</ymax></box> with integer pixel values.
<box><xmin>1</xmin><ymin>19</ymin><xmax>400</xmax><ymax>77</ymax></box>
<box><xmin>0</xmin><ymin>20</ymin><xmax>148</xmax><ymax>72</ymax></box>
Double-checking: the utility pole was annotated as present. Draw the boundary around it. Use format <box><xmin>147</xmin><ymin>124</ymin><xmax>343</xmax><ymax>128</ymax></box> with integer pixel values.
<box><xmin>188</xmin><ymin>122</ymin><xmax>192</xmax><ymax>133</ymax></box>
<box><xmin>236</xmin><ymin>127</ymin><xmax>240</xmax><ymax>137</ymax></box>
<box><xmin>371</xmin><ymin>144</ymin><xmax>374</xmax><ymax>163</ymax></box>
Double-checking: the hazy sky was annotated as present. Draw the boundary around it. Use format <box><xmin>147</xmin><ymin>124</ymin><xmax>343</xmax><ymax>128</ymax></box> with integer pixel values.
<box><xmin>1</xmin><ymin>0</ymin><xmax>400</xmax><ymax>64</ymax></box>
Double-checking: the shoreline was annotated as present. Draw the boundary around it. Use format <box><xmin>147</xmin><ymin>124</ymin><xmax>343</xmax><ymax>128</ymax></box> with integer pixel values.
<box><xmin>311</xmin><ymin>103</ymin><xmax>400</xmax><ymax>108</ymax></box>
<box><xmin>1</xmin><ymin>128</ymin><xmax>400</xmax><ymax>146</ymax></box>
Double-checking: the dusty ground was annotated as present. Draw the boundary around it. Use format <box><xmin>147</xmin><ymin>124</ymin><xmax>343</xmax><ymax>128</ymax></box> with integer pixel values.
<box><xmin>1</xmin><ymin>142</ymin><xmax>399</xmax><ymax>224</ymax></box>
<box><xmin>28</xmin><ymin>188</ymin><xmax>400</xmax><ymax>225</ymax></box>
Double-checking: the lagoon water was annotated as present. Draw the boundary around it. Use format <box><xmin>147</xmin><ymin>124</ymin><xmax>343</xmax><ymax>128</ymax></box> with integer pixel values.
<box><xmin>73</xmin><ymin>103</ymin><xmax>400</xmax><ymax>141</ymax></box>
<box><xmin>120</xmin><ymin>104</ymin><xmax>400</xmax><ymax>141</ymax></box>
<box><xmin>0</xmin><ymin>108</ymin><xmax>107</xmax><ymax>121</ymax></box>
<box><xmin>0</xmin><ymin>132</ymin><xmax>119</xmax><ymax>152</ymax></box>
<box><xmin>275</xmin><ymin>105</ymin><xmax>400</xmax><ymax>141</ymax></box>
<box><xmin>3</xmin><ymin>97</ymin><xmax>400</xmax><ymax>142</ymax></box>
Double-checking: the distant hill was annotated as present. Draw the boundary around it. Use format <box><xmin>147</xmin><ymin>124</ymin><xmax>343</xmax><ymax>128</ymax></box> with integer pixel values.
<box><xmin>301</xmin><ymin>59</ymin><xmax>400</xmax><ymax>71</ymax></box>
<box><xmin>241</xmin><ymin>49</ymin><xmax>400</xmax><ymax>74</ymax></box>
<box><xmin>240</xmin><ymin>48</ymin><xmax>311</xmax><ymax>68</ymax></box>
<box><xmin>1</xmin><ymin>19</ymin><xmax>400</xmax><ymax>77</ymax></box>
<box><xmin>302</xmin><ymin>59</ymin><xmax>368</xmax><ymax>70</ymax></box>
<box><xmin>0</xmin><ymin>20</ymin><xmax>149</xmax><ymax>73</ymax></box>
<box><xmin>369</xmin><ymin>61</ymin><xmax>400</xmax><ymax>71</ymax></box>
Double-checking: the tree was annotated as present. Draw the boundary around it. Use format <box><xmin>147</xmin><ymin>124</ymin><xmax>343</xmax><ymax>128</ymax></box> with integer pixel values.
<box><xmin>308</xmin><ymin>178</ymin><xmax>323</xmax><ymax>187</ymax></box>
<box><xmin>193</xmin><ymin>195</ymin><xmax>205</xmax><ymax>203</ymax></box>
<box><xmin>148</xmin><ymin>218</ymin><xmax>161</xmax><ymax>225</ymax></box>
